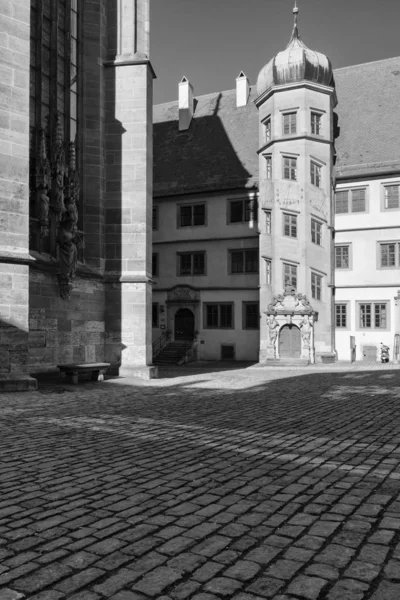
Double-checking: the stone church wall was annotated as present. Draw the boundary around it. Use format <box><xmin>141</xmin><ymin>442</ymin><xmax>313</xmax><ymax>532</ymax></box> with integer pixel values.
<box><xmin>28</xmin><ymin>270</ymin><xmax>105</xmax><ymax>372</ymax></box>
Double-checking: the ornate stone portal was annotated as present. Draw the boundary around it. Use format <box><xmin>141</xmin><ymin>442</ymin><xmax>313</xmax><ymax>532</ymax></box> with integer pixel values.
<box><xmin>265</xmin><ymin>285</ymin><xmax>316</xmax><ymax>363</ymax></box>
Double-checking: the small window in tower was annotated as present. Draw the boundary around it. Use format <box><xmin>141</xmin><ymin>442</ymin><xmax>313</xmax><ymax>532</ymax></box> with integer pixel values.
<box><xmin>310</xmin><ymin>161</ymin><xmax>322</xmax><ymax>187</ymax></box>
<box><xmin>264</xmin><ymin>116</ymin><xmax>271</xmax><ymax>142</ymax></box>
<box><xmin>311</xmin><ymin>272</ymin><xmax>322</xmax><ymax>301</ymax></box>
<box><xmin>283</xmin><ymin>157</ymin><xmax>297</xmax><ymax>181</ymax></box>
<box><xmin>265</xmin><ymin>210</ymin><xmax>272</xmax><ymax>234</ymax></box>
<box><xmin>311</xmin><ymin>112</ymin><xmax>322</xmax><ymax>135</ymax></box>
<box><xmin>283</xmin><ymin>213</ymin><xmax>297</xmax><ymax>238</ymax></box>
<box><xmin>283</xmin><ymin>112</ymin><xmax>297</xmax><ymax>135</ymax></box>
<box><xmin>265</xmin><ymin>155</ymin><xmax>272</xmax><ymax>180</ymax></box>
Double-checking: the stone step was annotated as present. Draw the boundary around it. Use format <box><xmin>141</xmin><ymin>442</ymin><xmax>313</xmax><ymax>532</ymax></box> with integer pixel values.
<box><xmin>264</xmin><ymin>359</ymin><xmax>309</xmax><ymax>367</ymax></box>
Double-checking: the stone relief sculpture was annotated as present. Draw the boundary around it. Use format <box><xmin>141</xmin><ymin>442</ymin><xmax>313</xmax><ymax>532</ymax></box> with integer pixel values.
<box><xmin>35</xmin><ymin>129</ymin><xmax>51</xmax><ymax>238</ymax></box>
<box><xmin>267</xmin><ymin>315</ymin><xmax>279</xmax><ymax>345</ymax></box>
<box><xmin>267</xmin><ymin>294</ymin><xmax>285</xmax><ymax>313</ymax></box>
<box><xmin>57</xmin><ymin>218</ymin><xmax>79</xmax><ymax>300</ymax></box>
<box><xmin>299</xmin><ymin>315</ymin><xmax>313</xmax><ymax>349</ymax></box>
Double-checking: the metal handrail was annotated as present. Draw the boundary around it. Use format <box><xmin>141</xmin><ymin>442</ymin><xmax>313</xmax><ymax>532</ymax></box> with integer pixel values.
<box><xmin>152</xmin><ymin>330</ymin><xmax>169</xmax><ymax>357</ymax></box>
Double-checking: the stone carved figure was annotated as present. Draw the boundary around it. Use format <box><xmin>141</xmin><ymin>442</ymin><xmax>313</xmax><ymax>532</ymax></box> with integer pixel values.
<box><xmin>267</xmin><ymin>294</ymin><xmax>285</xmax><ymax>313</ymax></box>
<box><xmin>52</xmin><ymin>114</ymin><xmax>66</xmax><ymax>218</ymax></box>
<box><xmin>65</xmin><ymin>141</ymin><xmax>80</xmax><ymax>227</ymax></box>
<box><xmin>295</xmin><ymin>293</ymin><xmax>312</xmax><ymax>312</ymax></box>
<box><xmin>267</xmin><ymin>315</ymin><xmax>279</xmax><ymax>345</ymax></box>
<box><xmin>57</xmin><ymin>218</ymin><xmax>79</xmax><ymax>299</ymax></box>
<box><xmin>299</xmin><ymin>315</ymin><xmax>313</xmax><ymax>349</ymax></box>
<box><xmin>35</xmin><ymin>129</ymin><xmax>51</xmax><ymax>237</ymax></box>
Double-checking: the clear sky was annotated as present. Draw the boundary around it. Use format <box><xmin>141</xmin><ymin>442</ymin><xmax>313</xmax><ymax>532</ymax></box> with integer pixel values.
<box><xmin>151</xmin><ymin>0</ymin><xmax>400</xmax><ymax>105</ymax></box>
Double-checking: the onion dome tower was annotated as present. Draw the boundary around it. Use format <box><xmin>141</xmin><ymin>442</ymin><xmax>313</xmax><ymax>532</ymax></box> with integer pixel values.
<box><xmin>256</xmin><ymin>4</ymin><xmax>338</xmax><ymax>365</ymax></box>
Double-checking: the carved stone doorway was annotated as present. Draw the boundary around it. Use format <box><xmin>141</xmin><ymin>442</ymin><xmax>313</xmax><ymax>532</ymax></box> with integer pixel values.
<box><xmin>175</xmin><ymin>308</ymin><xmax>195</xmax><ymax>341</ymax></box>
<box><xmin>279</xmin><ymin>324</ymin><xmax>301</xmax><ymax>359</ymax></box>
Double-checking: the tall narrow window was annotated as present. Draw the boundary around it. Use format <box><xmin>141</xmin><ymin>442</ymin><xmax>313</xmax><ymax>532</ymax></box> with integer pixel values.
<box><xmin>283</xmin><ymin>112</ymin><xmax>297</xmax><ymax>135</ymax></box>
<box><xmin>310</xmin><ymin>161</ymin><xmax>322</xmax><ymax>187</ymax></box>
<box><xmin>283</xmin><ymin>214</ymin><xmax>297</xmax><ymax>238</ymax></box>
<box><xmin>311</xmin><ymin>219</ymin><xmax>322</xmax><ymax>245</ymax></box>
<box><xmin>265</xmin><ymin>259</ymin><xmax>272</xmax><ymax>284</ymax></box>
<box><xmin>265</xmin><ymin>155</ymin><xmax>272</xmax><ymax>180</ymax></box>
<box><xmin>265</xmin><ymin>210</ymin><xmax>272</xmax><ymax>234</ymax></box>
<box><xmin>311</xmin><ymin>112</ymin><xmax>322</xmax><ymax>135</ymax></box>
<box><xmin>335</xmin><ymin>304</ymin><xmax>347</xmax><ymax>328</ymax></box>
<box><xmin>264</xmin><ymin>117</ymin><xmax>271</xmax><ymax>142</ymax></box>
<box><xmin>283</xmin><ymin>157</ymin><xmax>297</xmax><ymax>181</ymax></box>
<box><xmin>384</xmin><ymin>185</ymin><xmax>400</xmax><ymax>209</ymax></box>
<box><xmin>311</xmin><ymin>272</ymin><xmax>322</xmax><ymax>300</ymax></box>
<box><xmin>29</xmin><ymin>0</ymin><xmax>81</xmax><ymax>260</ymax></box>
<box><xmin>283</xmin><ymin>263</ymin><xmax>297</xmax><ymax>288</ymax></box>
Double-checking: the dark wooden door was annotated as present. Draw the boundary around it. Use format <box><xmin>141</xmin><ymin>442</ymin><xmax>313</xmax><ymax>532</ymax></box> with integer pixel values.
<box><xmin>175</xmin><ymin>309</ymin><xmax>195</xmax><ymax>340</ymax></box>
<box><xmin>279</xmin><ymin>324</ymin><xmax>301</xmax><ymax>358</ymax></box>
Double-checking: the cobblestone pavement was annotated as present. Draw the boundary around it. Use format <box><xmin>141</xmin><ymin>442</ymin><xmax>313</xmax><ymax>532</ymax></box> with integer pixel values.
<box><xmin>1</xmin><ymin>364</ymin><xmax>400</xmax><ymax>600</ymax></box>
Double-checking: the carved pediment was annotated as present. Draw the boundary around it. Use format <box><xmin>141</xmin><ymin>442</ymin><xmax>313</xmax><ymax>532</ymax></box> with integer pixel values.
<box><xmin>267</xmin><ymin>286</ymin><xmax>314</xmax><ymax>315</ymax></box>
<box><xmin>167</xmin><ymin>286</ymin><xmax>199</xmax><ymax>303</ymax></box>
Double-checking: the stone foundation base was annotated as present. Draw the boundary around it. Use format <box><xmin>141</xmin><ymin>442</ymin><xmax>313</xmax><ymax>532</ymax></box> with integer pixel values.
<box><xmin>0</xmin><ymin>374</ymin><xmax>38</xmax><ymax>392</ymax></box>
<box><xmin>118</xmin><ymin>365</ymin><xmax>158</xmax><ymax>380</ymax></box>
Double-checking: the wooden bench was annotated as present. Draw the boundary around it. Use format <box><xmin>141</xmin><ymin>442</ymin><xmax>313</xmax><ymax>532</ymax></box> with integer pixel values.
<box><xmin>57</xmin><ymin>363</ymin><xmax>110</xmax><ymax>385</ymax></box>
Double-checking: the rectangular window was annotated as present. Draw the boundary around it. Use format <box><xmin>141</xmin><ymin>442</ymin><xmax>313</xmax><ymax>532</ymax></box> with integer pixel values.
<box><xmin>230</xmin><ymin>249</ymin><xmax>258</xmax><ymax>274</ymax></box>
<box><xmin>264</xmin><ymin>117</ymin><xmax>271</xmax><ymax>142</ymax></box>
<box><xmin>283</xmin><ymin>112</ymin><xmax>297</xmax><ymax>135</ymax></box>
<box><xmin>243</xmin><ymin>302</ymin><xmax>259</xmax><ymax>329</ymax></box>
<box><xmin>205</xmin><ymin>304</ymin><xmax>234</xmax><ymax>329</ymax></box>
<box><xmin>265</xmin><ymin>210</ymin><xmax>272</xmax><ymax>234</ymax></box>
<box><xmin>335</xmin><ymin>190</ymin><xmax>349</xmax><ymax>214</ymax></box>
<box><xmin>283</xmin><ymin>213</ymin><xmax>297</xmax><ymax>238</ymax></box>
<box><xmin>335</xmin><ymin>245</ymin><xmax>350</xmax><ymax>268</ymax></box>
<box><xmin>380</xmin><ymin>243</ymin><xmax>397</xmax><ymax>267</ymax></box>
<box><xmin>152</xmin><ymin>303</ymin><xmax>159</xmax><ymax>328</ymax></box>
<box><xmin>384</xmin><ymin>185</ymin><xmax>400</xmax><ymax>209</ymax></box>
<box><xmin>335</xmin><ymin>189</ymin><xmax>367</xmax><ymax>214</ymax></box>
<box><xmin>311</xmin><ymin>272</ymin><xmax>322</xmax><ymax>300</ymax></box>
<box><xmin>335</xmin><ymin>304</ymin><xmax>347</xmax><ymax>328</ymax></box>
<box><xmin>265</xmin><ymin>258</ymin><xmax>272</xmax><ymax>284</ymax></box>
<box><xmin>178</xmin><ymin>252</ymin><xmax>205</xmax><ymax>276</ymax></box>
<box><xmin>311</xmin><ymin>112</ymin><xmax>322</xmax><ymax>135</ymax></box>
<box><xmin>310</xmin><ymin>161</ymin><xmax>322</xmax><ymax>187</ymax></box>
<box><xmin>283</xmin><ymin>263</ymin><xmax>297</xmax><ymax>288</ymax></box>
<box><xmin>265</xmin><ymin>155</ymin><xmax>272</xmax><ymax>180</ymax></box>
<box><xmin>283</xmin><ymin>157</ymin><xmax>297</xmax><ymax>181</ymax></box>
<box><xmin>229</xmin><ymin>198</ymin><xmax>251</xmax><ymax>223</ymax></box>
<box><xmin>152</xmin><ymin>206</ymin><xmax>158</xmax><ymax>230</ymax></box>
<box><xmin>152</xmin><ymin>253</ymin><xmax>158</xmax><ymax>277</ymax></box>
<box><xmin>359</xmin><ymin>302</ymin><xmax>388</xmax><ymax>329</ymax></box>
<box><xmin>351</xmin><ymin>188</ymin><xmax>366</xmax><ymax>213</ymax></box>
<box><xmin>311</xmin><ymin>219</ymin><xmax>322</xmax><ymax>245</ymax></box>
<box><xmin>179</xmin><ymin>203</ymin><xmax>205</xmax><ymax>227</ymax></box>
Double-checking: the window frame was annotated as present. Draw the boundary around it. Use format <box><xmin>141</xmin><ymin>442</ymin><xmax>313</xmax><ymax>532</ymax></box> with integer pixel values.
<box><xmin>378</xmin><ymin>241</ymin><xmax>400</xmax><ymax>269</ymax></box>
<box><xmin>264</xmin><ymin>257</ymin><xmax>272</xmax><ymax>284</ymax></box>
<box><xmin>263</xmin><ymin>115</ymin><xmax>272</xmax><ymax>143</ymax></box>
<box><xmin>177</xmin><ymin>202</ymin><xmax>206</xmax><ymax>228</ymax></box>
<box><xmin>282</xmin><ymin>111</ymin><xmax>297</xmax><ymax>135</ymax></box>
<box><xmin>382</xmin><ymin>183</ymin><xmax>400</xmax><ymax>211</ymax></box>
<box><xmin>335</xmin><ymin>302</ymin><xmax>349</xmax><ymax>329</ymax></box>
<box><xmin>265</xmin><ymin>154</ymin><xmax>272</xmax><ymax>180</ymax></box>
<box><xmin>311</xmin><ymin>271</ymin><xmax>322</xmax><ymax>301</ymax></box>
<box><xmin>283</xmin><ymin>156</ymin><xmax>297</xmax><ymax>181</ymax></box>
<box><xmin>204</xmin><ymin>303</ymin><xmax>234</xmax><ymax>329</ymax></box>
<box><xmin>335</xmin><ymin>244</ymin><xmax>351</xmax><ymax>269</ymax></box>
<box><xmin>227</xmin><ymin>198</ymin><xmax>253</xmax><ymax>224</ymax></box>
<box><xmin>357</xmin><ymin>301</ymin><xmax>390</xmax><ymax>331</ymax></box>
<box><xmin>283</xmin><ymin>213</ymin><xmax>297</xmax><ymax>239</ymax></box>
<box><xmin>229</xmin><ymin>248</ymin><xmax>259</xmax><ymax>275</ymax></box>
<box><xmin>311</xmin><ymin>218</ymin><xmax>322</xmax><ymax>246</ymax></box>
<box><xmin>311</xmin><ymin>111</ymin><xmax>322</xmax><ymax>135</ymax></box>
<box><xmin>242</xmin><ymin>301</ymin><xmax>259</xmax><ymax>330</ymax></box>
<box><xmin>283</xmin><ymin>262</ymin><xmax>297</xmax><ymax>289</ymax></box>
<box><xmin>152</xmin><ymin>205</ymin><xmax>158</xmax><ymax>231</ymax></box>
<box><xmin>335</xmin><ymin>188</ymin><xmax>368</xmax><ymax>214</ymax></box>
<box><xmin>310</xmin><ymin>161</ymin><xmax>322</xmax><ymax>188</ymax></box>
<box><xmin>177</xmin><ymin>251</ymin><xmax>206</xmax><ymax>276</ymax></box>
<box><xmin>264</xmin><ymin>209</ymin><xmax>272</xmax><ymax>234</ymax></box>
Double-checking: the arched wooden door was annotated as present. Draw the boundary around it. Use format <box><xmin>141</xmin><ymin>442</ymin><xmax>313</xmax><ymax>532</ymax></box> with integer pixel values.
<box><xmin>174</xmin><ymin>308</ymin><xmax>195</xmax><ymax>340</ymax></box>
<box><xmin>279</xmin><ymin>324</ymin><xmax>301</xmax><ymax>358</ymax></box>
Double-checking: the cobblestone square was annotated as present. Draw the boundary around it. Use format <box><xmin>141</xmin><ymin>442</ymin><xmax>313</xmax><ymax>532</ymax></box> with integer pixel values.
<box><xmin>1</xmin><ymin>364</ymin><xmax>400</xmax><ymax>599</ymax></box>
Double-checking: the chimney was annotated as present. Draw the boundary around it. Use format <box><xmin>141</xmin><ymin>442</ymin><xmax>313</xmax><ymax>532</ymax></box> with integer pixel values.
<box><xmin>179</xmin><ymin>76</ymin><xmax>194</xmax><ymax>131</ymax></box>
<box><xmin>236</xmin><ymin>71</ymin><xmax>249</xmax><ymax>108</ymax></box>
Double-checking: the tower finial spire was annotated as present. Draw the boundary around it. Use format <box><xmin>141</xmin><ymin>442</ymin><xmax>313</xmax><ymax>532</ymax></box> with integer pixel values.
<box><xmin>293</xmin><ymin>1</ymin><xmax>299</xmax><ymax>27</ymax></box>
<box><xmin>288</xmin><ymin>0</ymin><xmax>300</xmax><ymax>44</ymax></box>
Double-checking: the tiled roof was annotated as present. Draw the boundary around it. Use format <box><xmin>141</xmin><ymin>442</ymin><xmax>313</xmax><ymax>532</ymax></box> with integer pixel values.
<box><xmin>153</xmin><ymin>56</ymin><xmax>400</xmax><ymax>197</ymax></box>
